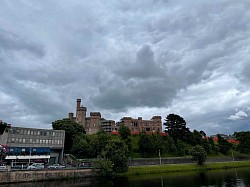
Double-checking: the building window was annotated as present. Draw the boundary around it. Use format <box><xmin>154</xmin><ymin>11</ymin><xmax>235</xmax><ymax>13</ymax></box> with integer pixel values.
<box><xmin>27</xmin><ymin>130</ymin><xmax>30</xmax><ymax>135</ymax></box>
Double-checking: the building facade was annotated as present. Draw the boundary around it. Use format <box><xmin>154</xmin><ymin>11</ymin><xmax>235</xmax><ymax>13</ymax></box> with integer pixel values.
<box><xmin>117</xmin><ymin>116</ymin><xmax>162</xmax><ymax>133</ymax></box>
<box><xmin>68</xmin><ymin>99</ymin><xmax>105</xmax><ymax>134</ymax></box>
<box><xmin>100</xmin><ymin>120</ymin><xmax>117</xmax><ymax>134</ymax></box>
<box><xmin>68</xmin><ymin>99</ymin><xmax>163</xmax><ymax>134</ymax></box>
<box><xmin>0</xmin><ymin>126</ymin><xmax>65</xmax><ymax>167</ymax></box>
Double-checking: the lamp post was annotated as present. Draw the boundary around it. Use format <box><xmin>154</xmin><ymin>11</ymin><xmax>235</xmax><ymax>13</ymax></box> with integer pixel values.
<box><xmin>232</xmin><ymin>149</ymin><xmax>234</xmax><ymax>162</ymax></box>
<box><xmin>159</xmin><ymin>149</ymin><xmax>161</xmax><ymax>165</ymax></box>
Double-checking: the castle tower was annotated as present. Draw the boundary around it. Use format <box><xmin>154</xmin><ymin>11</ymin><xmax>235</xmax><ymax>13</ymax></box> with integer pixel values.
<box><xmin>88</xmin><ymin>112</ymin><xmax>101</xmax><ymax>134</ymax></box>
<box><xmin>76</xmin><ymin>99</ymin><xmax>81</xmax><ymax>110</ymax></box>
<box><xmin>75</xmin><ymin>99</ymin><xmax>87</xmax><ymax>128</ymax></box>
<box><xmin>68</xmin><ymin>112</ymin><xmax>74</xmax><ymax>120</ymax></box>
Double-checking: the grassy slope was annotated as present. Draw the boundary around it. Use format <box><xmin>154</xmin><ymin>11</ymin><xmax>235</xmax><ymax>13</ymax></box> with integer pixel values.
<box><xmin>122</xmin><ymin>161</ymin><xmax>250</xmax><ymax>176</ymax></box>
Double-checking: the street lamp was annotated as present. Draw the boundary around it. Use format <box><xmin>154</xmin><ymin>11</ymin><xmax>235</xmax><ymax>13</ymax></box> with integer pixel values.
<box><xmin>159</xmin><ymin>149</ymin><xmax>161</xmax><ymax>165</ymax></box>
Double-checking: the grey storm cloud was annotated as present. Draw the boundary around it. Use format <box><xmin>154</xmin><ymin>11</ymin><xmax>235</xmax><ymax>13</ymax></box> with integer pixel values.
<box><xmin>0</xmin><ymin>0</ymin><xmax>250</xmax><ymax>135</ymax></box>
<box><xmin>0</xmin><ymin>29</ymin><xmax>45</xmax><ymax>58</ymax></box>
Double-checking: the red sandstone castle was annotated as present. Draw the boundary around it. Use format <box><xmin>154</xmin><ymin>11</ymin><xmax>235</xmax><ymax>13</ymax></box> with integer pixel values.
<box><xmin>68</xmin><ymin>99</ymin><xmax>162</xmax><ymax>134</ymax></box>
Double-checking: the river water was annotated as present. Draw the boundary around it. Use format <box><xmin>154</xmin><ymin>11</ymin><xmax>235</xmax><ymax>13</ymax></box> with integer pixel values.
<box><xmin>1</xmin><ymin>167</ymin><xmax>250</xmax><ymax>187</ymax></box>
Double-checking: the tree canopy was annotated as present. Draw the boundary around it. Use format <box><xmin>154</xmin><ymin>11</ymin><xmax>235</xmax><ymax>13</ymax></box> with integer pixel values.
<box><xmin>101</xmin><ymin>139</ymin><xmax>129</xmax><ymax>173</ymax></box>
<box><xmin>138</xmin><ymin>131</ymin><xmax>164</xmax><ymax>157</ymax></box>
<box><xmin>52</xmin><ymin>118</ymin><xmax>86</xmax><ymax>153</ymax></box>
<box><xmin>217</xmin><ymin>134</ymin><xmax>232</xmax><ymax>155</ymax></box>
<box><xmin>235</xmin><ymin>131</ymin><xmax>250</xmax><ymax>154</ymax></box>
<box><xmin>118</xmin><ymin>124</ymin><xmax>131</xmax><ymax>140</ymax></box>
<box><xmin>0</xmin><ymin>121</ymin><xmax>10</xmax><ymax>135</ymax></box>
<box><xmin>189</xmin><ymin>145</ymin><xmax>207</xmax><ymax>165</ymax></box>
<box><xmin>164</xmin><ymin>114</ymin><xmax>190</xmax><ymax>144</ymax></box>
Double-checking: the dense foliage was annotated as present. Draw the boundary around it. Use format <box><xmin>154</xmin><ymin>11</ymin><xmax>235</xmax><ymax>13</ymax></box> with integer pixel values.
<box><xmin>52</xmin><ymin>118</ymin><xmax>86</xmax><ymax>153</ymax></box>
<box><xmin>0</xmin><ymin>121</ymin><xmax>10</xmax><ymax>135</ymax></box>
<box><xmin>101</xmin><ymin>139</ymin><xmax>129</xmax><ymax>173</ymax></box>
<box><xmin>119</xmin><ymin>124</ymin><xmax>131</xmax><ymax>140</ymax></box>
<box><xmin>71</xmin><ymin>130</ymin><xmax>112</xmax><ymax>158</ymax></box>
<box><xmin>164</xmin><ymin>114</ymin><xmax>191</xmax><ymax>144</ymax></box>
<box><xmin>235</xmin><ymin>131</ymin><xmax>250</xmax><ymax>154</ymax></box>
<box><xmin>119</xmin><ymin>124</ymin><xmax>132</xmax><ymax>154</ymax></box>
<box><xmin>217</xmin><ymin>134</ymin><xmax>232</xmax><ymax>154</ymax></box>
<box><xmin>189</xmin><ymin>145</ymin><xmax>207</xmax><ymax>165</ymax></box>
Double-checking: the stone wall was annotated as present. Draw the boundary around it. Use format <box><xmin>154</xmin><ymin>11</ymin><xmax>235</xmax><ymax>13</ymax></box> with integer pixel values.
<box><xmin>0</xmin><ymin>169</ymin><xmax>97</xmax><ymax>184</ymax></box>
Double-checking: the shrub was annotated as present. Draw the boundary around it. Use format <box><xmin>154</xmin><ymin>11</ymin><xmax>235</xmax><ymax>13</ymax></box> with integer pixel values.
<box><xmin>189</xmin><ymin>145</ymin><xmax>207</xmax><ymax>165</ymax></box>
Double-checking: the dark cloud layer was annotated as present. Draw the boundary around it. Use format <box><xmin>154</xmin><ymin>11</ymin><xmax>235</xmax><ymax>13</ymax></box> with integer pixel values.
<box><xmin>0</xmin><ymin>0</ymin><xmax>250</xmax><ymax>135</ymax></box>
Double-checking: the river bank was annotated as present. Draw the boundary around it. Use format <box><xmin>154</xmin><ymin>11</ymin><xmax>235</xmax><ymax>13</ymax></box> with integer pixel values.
<box><xmin>0</xmin><ymin>168</ymin><xmax>98</xmax><ymax>184</ymax></box>
<box><xmin>123</xmin><ymin>160</ymin><xmax>250</xmax><ymax>176</ymax></box>
<box><xmin>1</xmin><ymin>160</ymin><xmax>250</xmax><ymax>184</ymax></box>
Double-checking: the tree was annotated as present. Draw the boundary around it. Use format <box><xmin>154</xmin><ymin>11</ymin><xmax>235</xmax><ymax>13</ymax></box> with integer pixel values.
<box><xmin>162</xmin><ymin>135</ymin><xmax>177</xmax><ymax>155</ymax></box>
<box><xmin>151</xmin><ymin>133</ymin><xmax>164</xmax><ymax>154</ymax></box>
<box><xmin>95</xmin><ymin>156</ymin><xmax>114</xmax><ymax>177</ymax></box>
<box><xmin>201</xmin><ymin>139</ymin><xmax>211</xmax><ymax>154</ymax></box>
<box><xmin>118</xmin><ymin>124</ymin><xmax>131</xmax><ymax>140</ymax></box>
<box><xmin>52</xmin><ymin>118</ymin><xmax>86</xmax><ymax>153</ymax></box>
<box><xmin>175</xmin><ymin>140</ymin><xmax>186</xmax><ymax>156</ymax></box>
<box><xmin>71</xmin><ymin>134</ymin><xmax>91</xmax><ymax>158</ymax></box>
<box><xmin>71</xmin><ymin>130</ymin><xmax>112</xmax><ymax>159</ymax></box>
<box><xmin>189</xmin><ymin>145</ymin><xmax>207</xmax><ymax>165</ymax></box>
<box><xmin>164</xmin><ymin>114</ymin><xmax>190</xmax><ymax>144</ymax></box>
<box><xmin>138</xmin><ymin>131</ymin><xmax>155</xmax><ymax>157</ymax></box>
<box><xmin>235</xmin><ymin>131</ymin><xmax>250</xmax><ymax>154</ymax></box>
<box><xmin>0</xmin><ymin>121</ymin><xmax>10</xmax><ymax>135</ymax></box>
<box><xmin>101</xmin><ymin>139</ymin><xmax>129</xmax><ymax>173</ymax></box>
<box><xmin>118</xmin><ymin>125</ymin><xmax>132</xmax><ymax>154</ymax></box>
<box><xmin>217</xmin><ymin>134</ymin><xmax>232</xmax><ymax>155</ymax></box>
<box><xmin>138</xmin><ymin>132</ymin><xmax>164</xmax><ymax>157</ymax></box>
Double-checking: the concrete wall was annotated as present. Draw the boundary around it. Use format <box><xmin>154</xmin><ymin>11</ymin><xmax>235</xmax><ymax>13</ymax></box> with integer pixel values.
<box><xmin>128</xmin><ymin>157</ymin><xmax>195</xmax><ymax>166</ymax></box>
<box><xmin>0</xmin><ymin>169</ymin><xmax>97</xmax><ymax>184</ymax></box>
<box><xmin>128</xmin><ymin>156</ymin><xmax>250</xmax><ymax>166</ymax></box>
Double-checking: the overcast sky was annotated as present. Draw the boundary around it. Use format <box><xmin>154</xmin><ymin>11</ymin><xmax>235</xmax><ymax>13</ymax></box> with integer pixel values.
<box><xmin>1</xmin><ymin>0</ymin><xmax>250</xmax><ymax>135</ymax></box>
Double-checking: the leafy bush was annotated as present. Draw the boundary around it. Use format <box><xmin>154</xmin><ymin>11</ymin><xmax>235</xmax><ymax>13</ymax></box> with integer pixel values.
<box><xmin>189</xmin><ymin>145</ymin><xmax>207</xmax><ymax>165</ymax></box>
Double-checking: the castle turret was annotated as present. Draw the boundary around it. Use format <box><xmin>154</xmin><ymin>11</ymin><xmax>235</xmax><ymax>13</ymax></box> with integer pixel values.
<box><xmin>76</xmin><ymin>99</ymin><xmax>87</xmax><ymax>127</ymax></box>
<box><xmin>76</xmin><ymin>99</ymin><xmax>81</xmax><ymax>110</ymax></box>
<box><xmin>68</xmin><ymin>112</ymin><xmax>74</xmax><ymax>120</ymax></box>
